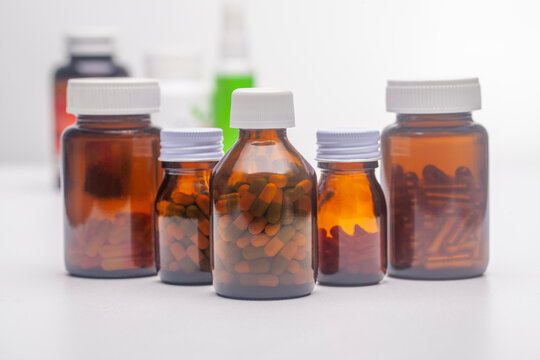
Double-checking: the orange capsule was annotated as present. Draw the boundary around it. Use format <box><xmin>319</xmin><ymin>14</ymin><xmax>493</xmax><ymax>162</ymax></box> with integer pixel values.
<box><xmin>251</xmin><ymin>233</ymin><xmax>270</xmax><ymax>247</ymax></box>
<box><xmin>250</xmin><ymin>183</ymin><xmax>278</xmax><ymax>217</ymax></box>
<box><xmin>101</xmin><ymin>257</ymin><xmax>139</xmax><ymax>271</ymax></box>
<box><xmin>195</xmin><ymin>194</ymin><xmax>210</xmax><ymax>216</ymax></box>
<box><xmin>171</xmin><ymin>191</ymin><xmax>194</xmax><ymax>205</ymax></box>
<box><xmin>170</xmin><ymin>242</ymin><xmax>187</xmax><ymax>261</ymax></box>
<box><xmin>236</xmin><ymin>234</ymin><xmax>252</xmax><ymax>249</ymax></box>
<box><xmin>287</xmin><ymin>260</ymin><xmax>301</xmax><ymax>273</ymax></box>
<box><xmin>238</xmin><ymin>184</ymin><xmax>250</xmax><ymax>197</ymax></box>
<box><xmin>198</xmin><ymin>218</ymin><xmax>210</xmax><ymax>236</ymax></box>
<box><xmin>99</xmin><ymin>244</ymin><xmax>136</xmax><ymax>258</ymax></box>
<box><xmin>248</xmin><ymin>217</ymin><xmax>268</xmax><ymax>235</ymax></box>
<box><xmin>235</xmin><ymin>261</ymin><xmax>250</xmax><ymax>273</ymax></box>
<box><xmin>258</xmin><ymin>274</ymin><xmax>279</xmax><ymax>287</ymax></box>
<box><xmin>156</xmin><ymin>200</ymin><xmax>170</xmax><ymax>215</ymax></box>
<box><xmin>269</xmin><ymin>174</ymin><xmax>288</xmax><ymax>188</ymax></box>
<box><xmin>295</xmin><ymin>179</ymin><xmax>313</xmax><ymax>194</ymax></box>
<box><xmin>265</xmin><ymin>223</ymin><xmax>281</xmax><ymax>236</ymax></box>
<box><xmin>293</xmin><ymin>232</ymin><xmax>307</xmax><ymax>246</ymax></box>
<box><xmin>186</xmin><ymin>245</ymin><xmax>201</xmax><ymax>264</ymax></box>
<box><xmin>266</xmin><ymin>189</ymin><xmax>283</xmax><ymax>224</ymax></box>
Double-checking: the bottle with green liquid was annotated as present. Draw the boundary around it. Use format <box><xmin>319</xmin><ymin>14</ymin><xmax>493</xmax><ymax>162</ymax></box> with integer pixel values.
<box><xmin>213</xmin><ymin>1</ymin><xmax>254</xmax><ymax>151</ymax></box>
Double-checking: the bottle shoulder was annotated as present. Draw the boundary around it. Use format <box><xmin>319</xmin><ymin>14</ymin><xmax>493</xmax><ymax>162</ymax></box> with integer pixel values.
<box><xmin>381</xmin><ymin>120</ymin><xmax>488</xmax><ymax>139</ymax></box>
<box><xmin>213</xmin><ymin>138</ymin><xmax>315</xmax><ymax>179</ymax></box>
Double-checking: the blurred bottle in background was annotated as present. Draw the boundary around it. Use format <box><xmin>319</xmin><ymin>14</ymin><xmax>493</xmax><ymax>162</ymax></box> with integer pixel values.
<box><xmin>53</xmin><ymin>29</ymin><xmax>128</xmax><ymax>186</ymax></box>
<box><xmin>212</xmin><ymin>0</ymin><xmax>255</xmax><ymax>151</ymax></box>
<box><xmin>145</xmin><ymin>47</ymin><xmax>211</xmax><ymax>129</ymax></box>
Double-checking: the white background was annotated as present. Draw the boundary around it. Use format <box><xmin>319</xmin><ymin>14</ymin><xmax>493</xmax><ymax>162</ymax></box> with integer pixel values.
<box><xmin>0</xmin><ymin>1</ymin><xmax>539</xmax><ymax>359</ymax></box>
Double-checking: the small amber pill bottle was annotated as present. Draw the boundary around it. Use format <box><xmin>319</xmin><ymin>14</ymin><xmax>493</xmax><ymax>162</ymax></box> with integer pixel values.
<box><xmin>62</xmin><ymin>78</ymin><xmax>161</xmax><ymax>278</ymax></box>
<box><xmin>316</xmin><ymin>129</ymin><xmax>387</xmax><ymax>286</ymax></box>
<box><xmin>211</xmin><ymin>88</ymin><xmax>317</xmax><ymax>300</ymax></box>
<box><xmin>155</xmin><ymin>128</ymin><xmax>224</xmax><ymax>285</ymax></box>
<box><xmin>382</xmin><ymin>78</ymin><xmax>489</xmax><ymax>280</ymax></box>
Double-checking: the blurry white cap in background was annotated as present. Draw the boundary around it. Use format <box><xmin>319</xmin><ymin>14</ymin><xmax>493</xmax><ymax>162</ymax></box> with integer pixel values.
<box><xmin>145</xmin><ymin>47</ymin><xmax>203</xmax><ymax>80</ymax></box>
<box><xmin>66</xmin><ymin>28</ymin><xmax>116</xmax><ymax>56</ymax></box>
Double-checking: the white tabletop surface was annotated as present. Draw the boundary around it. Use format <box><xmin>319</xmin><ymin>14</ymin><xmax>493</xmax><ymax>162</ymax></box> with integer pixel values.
<box><xmin>0</xmin><ymin>164</ymin><xmax>538</xmax><ymax>360</ymax></box>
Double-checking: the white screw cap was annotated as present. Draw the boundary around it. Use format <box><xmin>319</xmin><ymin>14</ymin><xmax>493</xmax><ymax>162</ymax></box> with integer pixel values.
<box><xmin>66</xmin><ymin>78</ymin><xmax>160</xmax><ymax>116</ymax></box>
<box><xmin>230</xmin><ymin>88</ymin><xmax>295</xmax><ymax>129</ymax></box>
<box><xmin>386</xmin><ymin>78</ymin><xmax>481</xmax><ymax>114</ymax></box>
<box><xmin>66</xmin><ymin>28</ymin><xmax>115</xmax><ymax>56</ymax></box>
<box><xmin>160</xmin><ymin>128</ymin><xmax>224</xmax><ymax>162</ymax></box>
<box><xmin>316</xmin><ymin>129</ymin><xmax>380</xmax><ymax>162</ymax></box>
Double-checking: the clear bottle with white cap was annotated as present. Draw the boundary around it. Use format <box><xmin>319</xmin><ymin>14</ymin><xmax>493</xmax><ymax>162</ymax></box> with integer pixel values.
<box><xmin>154</xmin><ymin>128</ymin><xmax>224</xmax><ymax>285</ymax></box>
<box><xmin>53</xmin><ymin>29</ymin><xmax>128</xmax><ymax>186</ymax></box>
<box><xmin>145</xmin><ymin>48</ymin><xmax>210</xmax><ymax>129</ymax></box>
<box><xmin>382</xmin><ymin>78</ymin><xmax>489</xmax><ymax>280</ymax></box>
<box><xmin>62</xmin><ymin>78</ymin><xmax>160</xmax><ymax>278</ymax></box>
<box><xmin>211</xmin><ymin>88</ymin><xmax>316</xmax><ymax>300</ymax></box>
<box><xmin>316</xmin><ymin>129</ymin><xmax>387</xmax><ymax>286</ymax></box>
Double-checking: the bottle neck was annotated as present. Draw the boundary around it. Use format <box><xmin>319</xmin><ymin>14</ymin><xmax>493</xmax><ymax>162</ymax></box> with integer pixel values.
<box><xmin>318</xmin><ymin>161</ymin><xmax>379</xmax><ymax>174</ymax></box>
<box><xmin>76</xmin><ymin>114</ymin><xmax>151</xmax><ymax>129</ymax></box>
<box><xmin>238</xmin><ymin>129</ymin><xmax>287</xmax><ymax>141</ymax></box>
<box><xmin>70</xmin><ymin>54</ymin><xmax>113</xmax><ymax>63</ymax></box>
<box><xmin>162</xmin><ymin>161</ymin><xmax>217</xmax><ymax>174</ymax></box>
<box><xmin>397</xmin><ymin>112</ymin><xmax>473</xmax><ymax>127</ymax></box>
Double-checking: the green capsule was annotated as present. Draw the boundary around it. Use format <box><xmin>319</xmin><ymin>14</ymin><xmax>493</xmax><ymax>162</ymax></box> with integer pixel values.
<box><xmin>242</xmin><ymin>245</ymin><xmax>265</xmax><ymax>260</ymax></box>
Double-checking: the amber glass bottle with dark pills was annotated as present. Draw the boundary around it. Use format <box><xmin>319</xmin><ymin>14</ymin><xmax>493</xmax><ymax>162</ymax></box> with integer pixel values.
<box><xmin>211</xmin><ymin>88</ymin><xmax>317</xmax><ymax>300</ymax></box>
<box><xmin>54</xmin><ymin>31</ymin><xmax>128</xmax><ymax>186</ymax></box>
<box><xmin>62</xmin><ymin>78</ymin><xmax>161</xmax><ymax>278</ymax></box>
<box><xmin>155</xmin><ymin>129</ymin><xmax>223</xmax><ymax>285</ymax></box>
<box><xmin>317</xmin><ymin>129</ymin><xmax>387</xmax><ymax>286</ymax></box>
<box><xmin>382</xmin><ymin>78</ymin><xmax>489</xmax><ymax>280</ymax></box>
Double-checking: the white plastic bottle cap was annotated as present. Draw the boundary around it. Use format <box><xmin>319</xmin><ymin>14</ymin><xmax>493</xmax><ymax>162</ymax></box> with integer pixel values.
<box><xmin>66</xmin><ymin>28</ymin><xmax>115</xmax><ymax>56</ymax></box>
<box><xmin>316</xmin><ymin>129</ymin><xmax>380</xmax><ymax>162</ymax></box>
<box><xmin>386</xmin><ymin>78</ymin><xmax>481</xmax><ymax>114</ymax></box>
<box><xmin>66</xmin><ymin>78</ymin><xmax>160</xmax><ymax>116</ymax></box>
<box><xmin>230</xmin><ymin>88</ymin><xmax>295</xmax><ymax>129</ymax></box>
<box><xmin>145</xmin><ymin>47</ymin><xmax>203</xmax><ymax>80</ymax></box>
<box><xmin>159</xmin><ymin>128</ymin><xmax>224</xmax><ymax>161</ymax></box>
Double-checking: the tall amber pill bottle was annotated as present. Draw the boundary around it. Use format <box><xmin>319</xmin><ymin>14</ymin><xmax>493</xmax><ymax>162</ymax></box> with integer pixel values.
<box><xmin>54</xmin><ymin>31</ymin><xmax>128</xmax><ymax>186</ymax></box>
<box><xmin>155</xmin><ymin>129</ymin><xmax>224</xmax><ymax>285</ymax></box>
<box><xmin>211</xmin><ymin>88</ymin><xmax>317</xmax><ymax>300</ymax></box>
<box><xmin>382</xmin><ymin>78</ymin><xmax>488</xmax><ymax>280</ymax></box>
<box><xmin>316</xmin><ymin>129</ymin><xmax>387</xmax><ymax>286</ymax></box>
<box><xmin>62</xmin><ymin>78</ymin><xmax>161</xmax><ymax>278</ymax></box>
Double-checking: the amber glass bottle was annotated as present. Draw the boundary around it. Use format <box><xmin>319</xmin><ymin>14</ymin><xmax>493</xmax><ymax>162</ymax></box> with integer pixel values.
<box><xmin>382</xmin><ymin>78</ymin><xmax>488</xmax><ymax>280</ymax></box>
<box><xmin>211</xmin><ymin>88</ymin><xmax>317</xmax><ymax>300</ymax></box>
<box><xmin>54</xmin><ymin>31</ymin><xmax>128</xmax><ymax>186</ymax></box>
<box><xmin>317</xmin><ymin>129</ymin><xmax>387</xmax><ymax>286</ymax></box>
<box><xmin>155</xmin><ymin>129</ymin><xmax>223</xmax><ymax>284</ymax></box>
<box><xmin>62</xmin><ymin>78</ymin><xmax>161</xmax><ymax>278</ymax></box>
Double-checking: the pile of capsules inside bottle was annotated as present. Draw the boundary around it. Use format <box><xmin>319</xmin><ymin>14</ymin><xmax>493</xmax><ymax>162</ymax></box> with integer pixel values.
<box><xmin>62</xmin><ymin>78</ymin><xmax>488</xmax><ymax>300</ymax></box>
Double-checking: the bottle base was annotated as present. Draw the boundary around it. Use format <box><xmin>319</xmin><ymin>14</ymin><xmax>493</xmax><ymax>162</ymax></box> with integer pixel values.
<box><xmin>388</xmin><ymin>266</ymin><xmax>486</xmax><ymax>280</ymax></box>
<box><xmin>67</xmin><ymin>266</ymin><xmax>157</xmax><ymax>279</ymax></box>
<box><xmin>214</xmin><ymin>282</ymin><xmax>314</xmax><ymax>301</ymax></box>
<box><xmin>159</xmin><ymin>270</ymin><xmax>212</xmax><ymax>285</ymax></box>
<box><xmin>317</xmin><ymin>272</ymin><xmax>384</xmax><ymax>287</ymax></box>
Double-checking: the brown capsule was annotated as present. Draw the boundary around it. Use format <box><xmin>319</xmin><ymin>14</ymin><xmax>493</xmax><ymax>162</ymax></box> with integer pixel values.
<box><xmin>250</xmin><ymin>183</ymin><xmax>278</xmax><ymax>217</ymax></box>
<box><xmin>186</xmin><ymin>205</ymin><xmax>200</xmax><ymax>219</ymax></box>
<box><xmin>172</xmin><ymin>191</ymin><xmax>194</xmax><ymax>205</ymax></box>
<box><xmin>266</xmin><ymin>189</ymin><xmax>283</xmax><ymax>224</ymax></box>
